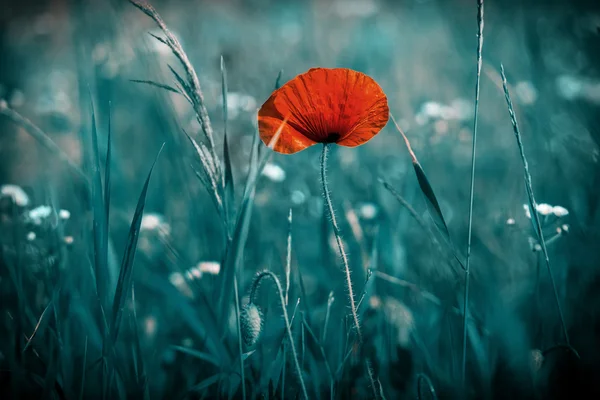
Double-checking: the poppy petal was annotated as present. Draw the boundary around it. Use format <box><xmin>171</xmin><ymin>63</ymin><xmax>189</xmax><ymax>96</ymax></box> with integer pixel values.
<box><xmin>258</xmin><ymin>67</ymin><xmax>389</xmax><ymax>153</ymax></box>
<box><xmin>336</xmin><ymin>95</ymin><xmax>389</xmax><ymax>148</ymax></box>
<box><xmin>258</xmin><ymin>116</ymin><xmax>317</xmax><ymax>154</ymax></box>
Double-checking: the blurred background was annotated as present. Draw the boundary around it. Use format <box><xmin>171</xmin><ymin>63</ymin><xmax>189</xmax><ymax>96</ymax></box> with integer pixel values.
<box><xmin>1</xmin><ymin>0</ymin><xmax>600</xmax><ymax>398</ymax></box>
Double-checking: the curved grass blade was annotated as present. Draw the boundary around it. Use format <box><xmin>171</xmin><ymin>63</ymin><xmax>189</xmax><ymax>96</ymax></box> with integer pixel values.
<box><xmin>188</xmin><ymin>373</ymin><xmax>227</xmax><ymax>395</ymax></box>
<box><xmin>217</xmin><ymin>130</ymin><xmax>260</xmax><ymax>323</ymax></box>
<box><xmin>22</xmin><ymin>299</ymin><xmax>54</xmax><ymax>353</ymax></box>
<box><xmin>417</xmin><ymin>374</ymin><xmax>437</xmax><ymax>400</ymax></box>
<box><xmin>110</xmin><ymin>143</ymin><xmax>165</xmax><ymax>343</ymax></box>
<box><xmin>130</xmin><ymin>286</ymin><xmax>149</xmax><ymax>399</ymax></box>
<box><xmin>171</xmin><ymin>345</ymin><xmax>221</xmax><ymax>368</ymax></box>
<box><xmin>130</xmin><ymin>79</ymin><xmax>181</xmax><ymax>95</ymax></box>
<box><xmin>390</xmin><ymin>114</ymin><xmax>464</xmax><ymax>270</ymax></box>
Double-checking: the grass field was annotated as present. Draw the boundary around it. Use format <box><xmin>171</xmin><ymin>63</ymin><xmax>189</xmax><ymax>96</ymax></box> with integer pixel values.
<box><xmin>1</xmin><ymin>0</ymin><xmax>600</xmax><ymax>398</ymax></box>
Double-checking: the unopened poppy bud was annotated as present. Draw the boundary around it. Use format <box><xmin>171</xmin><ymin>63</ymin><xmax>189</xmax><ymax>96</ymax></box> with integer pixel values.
<box><xmin>240</xmin><ymin>303</ymin><xmax>262</xmax><ymax>347</ymax></box>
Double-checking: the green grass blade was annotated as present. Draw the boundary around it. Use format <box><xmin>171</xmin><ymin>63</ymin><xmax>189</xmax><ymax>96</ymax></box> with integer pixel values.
<box><xmin>78</xmin><ymin>337</ymin><xmax>88</xmax><ymax>400</ymax></box>
<box><xmin>500</xmin><ymin>64</ymin><xmax>570</xmax><ymax>346</ymax></box>
<box><xmin>105</xmin><ymin>103</ymin><xmax>112</xmax><ymax>242</ymax></box>
<box><xmin>110</xmin><ymin>143</ymin><xmax>165</xmax><ymax>343</ymax></box>
<box><xmin>275</xmin><ymin>69</ymin><xmax>284</xmax><ymax>89</ymax></box>
<box><xmin>130</xmin><ymin>79</ymin><xmax>182</xmax><ymax>95</ymax></box>
<box><xmin>130</xmin><ymin>286</ymin><xmax>148</xmax><ymax>399</ymax></box>
<box><xmin>391</xmin><ymin>115</ymin><xmax>465</xmax><ymax>270</ymax></box>
<box><xmin>91</xmin><ymin>106</ymin><xmax>109</xmax><ymax>312</ymax></box>
<box><xmin>171</xmin><ymin>345</ymin><xmax>221</xmax><ymax>368</ymax></box>
<box><xmin>217</xmin><ymin>129</ymin><xmax>261</xmax><ymax>321</ymax></box>
<box><xmin>22</xmin><ymin>299</ymin><xmax>53</xmax><ymax>354</ymax></box>
<box><xmin>221</xmin><ymin>56</ymin><xmax>235</xmax><ymax>234</ymax></box>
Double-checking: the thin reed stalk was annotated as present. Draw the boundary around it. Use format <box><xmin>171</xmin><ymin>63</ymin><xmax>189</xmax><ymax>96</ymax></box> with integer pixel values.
<box><xmin>462</xmin><ymin>0</ymin><xmax>484</xmax><ymax>392</ymax></box>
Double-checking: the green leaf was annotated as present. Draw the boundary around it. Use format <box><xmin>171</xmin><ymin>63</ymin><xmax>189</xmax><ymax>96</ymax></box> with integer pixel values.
<box><xmin>171</xmin><ymin>345</ymin><xmax>221</xmax><ymax>367</ymax></box>
<box><xmin>91</xmin><ymin>106</ymin><xmax>109</xmax><ymax>311</ymax></box>
<box><xmin>110</xmin><ymin>143</ymin><xmax>164</xmax><ymax>343</ymax></box>
<box><xmin>391</xmin><ymin>115</ymin><xmax>464</xmax><ymax>270</ymax></box>
<box><xmin>221</xmin><ymin>56</ymin><xmax>235</xmax><ymax>233</ymax></box>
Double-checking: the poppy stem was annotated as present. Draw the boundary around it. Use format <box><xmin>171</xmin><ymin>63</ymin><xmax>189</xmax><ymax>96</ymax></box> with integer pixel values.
<box><xmin>320</xmin><ymin>144</ymin><xmax>363</xmax><ymax>343</ymax></box>
<box><xmin>248</xmin><ymin>271</ymin><xmax>309</xmax><ymax>400</ymax></box>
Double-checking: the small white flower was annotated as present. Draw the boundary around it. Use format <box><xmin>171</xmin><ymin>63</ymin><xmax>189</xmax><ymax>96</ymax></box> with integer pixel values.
<box><xmin>26</xmin><ymin>232</ymin><xmax>36</xmax><ymax>241</ymax></box>
<box><xmin>536</xmin><ymin>203</ymin><xmax>553</xmax><ymax>216</ymax></box>
<box><xmin>169</xmin><ymin>272</ymin><xmax>185</xmax><ymax>287</ymax></box>
<box><xmin>561</xmin><ymin>224</ymin><xmax>569</xmax><ymax>233</ymax></box>
<box><xmin>506</xmin><ymin>218</ymin><xmax>516</xmax><ymax>226</ymax></box>
<box><xmin>358</xmin><ymin>203</ymin><xmax>378</xmax><ymax>220</ymax></box>
<box><xmin>144</xmin><ymin>315</ymin><xmax>158</xmax><ymax>338</ymax></box>
<box><xmin>290</xmin><ymin>190</ymin><xmax>306</xmax><ymax>205</ymax></box>
<box><xmin>141</xmin><ymin>214</ymin><xmax>163</xmax><ymax>231</ymax></box>
<box><xmin>261</xmin><ymin>163</ymin><xmax>286</xmax><ymax>182</ymax></box>
<box><xmin>1</xmin><ymin>184</ymin><xmax>30</xmax><ymax>207</ymax></box>
<box><xmin>64</xmin><ymin>236</ymin><xmax>74</xmax><ymax>245</ymax></box>
<box><xmin>59</xmin><ymin>209</ymin><xmax>71</xmax><ymax>220</ymax></box>
<box><xmin>28</xmin><ymin>205</ymin><xmax>53</xmax><ymax>225</ymax></box>
<box><xmin>515</xmin><ymin>81</ymin><xmax>538</xmax><ymax>105</ymax></box>
<box><xmin>552</xmin><ymin>206</ymin><xmax>569</xmax><ymax>217</ymax></box>
<box><xmin>523</xmin><ymin>204</ymin><xmax>532</xmax><ymax>219</ymax></box>
<box><xmin>141</xmin><ymin>213</ymin><xmax>171</xmax><ymax>237</ymax></box>
<box><xmin>198</xmin><ymin>261</ymin><xmax>221</xmax><ymax>275</ymax></box>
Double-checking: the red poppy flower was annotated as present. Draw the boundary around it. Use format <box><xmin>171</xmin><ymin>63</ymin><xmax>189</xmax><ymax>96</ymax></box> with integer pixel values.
<box><xmin>258</xmin><ymin>68</ymin><xmax>389</xmax><ymax>154</ymax></box>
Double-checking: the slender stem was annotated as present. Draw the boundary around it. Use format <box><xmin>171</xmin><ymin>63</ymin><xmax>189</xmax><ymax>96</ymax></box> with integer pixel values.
<box><xmin>500</xmin><ymin>65</ymin><xmax>570</xmax><ymax>346</ymax></box>
<box><xmin>462</xmin><ymin>0</ymin><xmax>484</xmax><ymax>393</ymax></box>
<box><xmin>233</xmin><ymin>276</ymin><xmax>246</xmax><ymax>400</ymax></box>
<box><xmin>249</xmin><ymin>271</ymin><xmax>308</xmax><ymax>400</ymax></box>
<box><xmin>321</xmin><ymin>144</ymin><xmax>380</xmax><ymax>396</ymax></box>
<box><xmin>320</xmin><ymin>144</ymin><xmax>362</xmax><ymax>343</ymax></box>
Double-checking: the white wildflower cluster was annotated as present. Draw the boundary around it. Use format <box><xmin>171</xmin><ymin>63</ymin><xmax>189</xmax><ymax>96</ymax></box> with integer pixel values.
<box><xmin>522</xmin><ymin>203</ymin><xmax>569</xmax><ymax>219</ymax></box>
<box><xmin>168</xmin><ymin>261</ymin><xmax>221</xmax><ymax>298</ymax></box>
<box><xmin>1</xmin><ymin>184</ymin><xmax>30</xmax><ymax>207</ymax></box>
<box><xmin>261</xmin><ymin>163</ymin><xmax>286</xmax><ymax>182</ymax></box>
<box><xmin>140</xmin><ymin>213</ymin><xmax>171</xmax><ymax>237</ymax></box>
<box><xmin>415</xmin><ymin>99</ymin><xmax>472</xmax><ymax>126</ymax></box>
<box><xmin>223</xmin><ymin>92</ymin><xmax>258</xmax><ymax>120</ymax></box>
<box><xmin>515</xmin><ymin>203</ymin><xmax>571</xmax><ymax>252</ymax></box>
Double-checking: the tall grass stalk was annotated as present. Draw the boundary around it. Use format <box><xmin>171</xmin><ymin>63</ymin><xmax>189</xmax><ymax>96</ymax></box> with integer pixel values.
<box><xmin>462</xmin><ymin>0</ymin><xmax>485</xmax><ymax>392</ymax></box>
<box><xmin>500</xmin><ymin>64</ymin><xmax>569</xmax><ymax>345</ymax></box>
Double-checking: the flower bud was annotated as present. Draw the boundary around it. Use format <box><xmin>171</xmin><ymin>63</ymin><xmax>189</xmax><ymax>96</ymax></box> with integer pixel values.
<box><xmin>240</xmin><ymin>303</ymin><xmax>263</xmax><ymax>347</ymax></box>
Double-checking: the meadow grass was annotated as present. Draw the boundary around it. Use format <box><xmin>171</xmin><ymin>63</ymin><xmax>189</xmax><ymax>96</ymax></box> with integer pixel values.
<box><xmin>0</xmin><ymin>0</ymin><xmax>596</xmax><ymax>399</ymax></box>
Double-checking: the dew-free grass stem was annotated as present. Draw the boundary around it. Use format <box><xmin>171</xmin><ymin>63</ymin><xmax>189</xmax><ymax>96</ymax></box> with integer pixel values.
<box><xmin>462</xmin><ymin>0</ymin><xmax>484</xmax><ymax>393</ymax></box>
<box><xmin>248</xmin><ymin>271</ymin><xmax>308</xmax><ymax>400</ymax></box>
<box><xmin>500</xmin><ymin>64</ymin><xmax>570</xmax><ymax>346</ymax></box>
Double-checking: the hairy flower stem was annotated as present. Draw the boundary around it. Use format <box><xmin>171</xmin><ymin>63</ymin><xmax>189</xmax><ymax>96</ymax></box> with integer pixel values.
<box><xmin>320</xmin><ymin>144</ymin><xmax>363</xmax><ymax>343</ymax></box>
<box><xmin>248</xmin><ymin>271</ymin><xmax>308</xmax><ymax>400</ymax></box>
<box><xmin>321</xmin><ymin>145</ymin><xmax>379</xmax><ymax>397</ymax></box>
<box><xmin>462</xmin><ymin>0</ymin><xmax>484</xmax><ymax>394</ymax></box>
